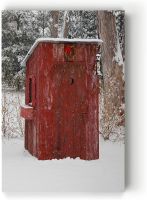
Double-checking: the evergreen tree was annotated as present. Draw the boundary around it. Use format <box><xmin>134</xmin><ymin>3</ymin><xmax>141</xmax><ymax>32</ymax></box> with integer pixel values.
<box><xmin>2</xmin><ymin>10</ymin><xmax>40</xmax><ymax>87</ymax></box>
<box><xmin>81</xmin><ymin>11</ymin><xmax>97</xmax><ymax>38</ymax></box>
<box><xmin>67</xmin><ymin>10</ymin><xmax>83</xmax><ymax>38</ymax></box>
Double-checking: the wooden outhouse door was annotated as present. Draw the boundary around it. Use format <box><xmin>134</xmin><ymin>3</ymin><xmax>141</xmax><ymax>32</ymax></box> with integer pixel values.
<box><xmin>51</xmin><ymin>62</ymin><xmax>88</xmax><ymax>159</ymax></box>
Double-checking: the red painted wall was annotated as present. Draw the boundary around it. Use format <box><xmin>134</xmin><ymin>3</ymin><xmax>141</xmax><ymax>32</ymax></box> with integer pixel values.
<box><xmin>24</xmin><ymin>42</ymin><xmax>99</xmax><ymax>160</ymax></box>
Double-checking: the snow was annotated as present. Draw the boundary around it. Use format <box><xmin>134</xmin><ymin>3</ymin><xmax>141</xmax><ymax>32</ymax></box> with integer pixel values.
<box><xmin>2</xmin><ymin>90</ymin><xmax>25</xmax><ymax>138</ymax></box>
<box><xmin>21</xmin><ymin>37</ymin><xmax>103</xmax><ymax>67</ymax></box>
<box><xmin>113</xmin><ymin>34</ymin><xmax>124</xmax><ymax>72</ymax></box>
<box><xmin>2</xmin><ymin>136</ymin><xmax>124</xmax><ymax>192</ymax></box>
<box><xmin>60</xmin><ymin>11</ymin><xmax>68</xmax><ymax>38</ymax></box>
<box><xmin>21</xmin><ymin>104</ymin><xmax>33</xmax><ymax>109</ymax></box>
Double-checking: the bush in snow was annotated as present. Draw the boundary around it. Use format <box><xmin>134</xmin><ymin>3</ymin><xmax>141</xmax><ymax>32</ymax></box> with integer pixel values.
<box><xmin>2</xmin><ymin>90</ymin><xmax>25</xmax><ymax>138</ymax></box>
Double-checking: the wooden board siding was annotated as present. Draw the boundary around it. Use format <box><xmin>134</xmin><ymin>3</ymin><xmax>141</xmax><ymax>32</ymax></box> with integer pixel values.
<box><xmin>22</xmin><ymin>41</ymin><xmax>99</xmax><ymax>160</ymax></box>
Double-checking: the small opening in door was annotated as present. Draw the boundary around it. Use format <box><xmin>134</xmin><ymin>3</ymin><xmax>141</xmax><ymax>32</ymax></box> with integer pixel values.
<box><xmin>29</xmin><ymin>78</ymin><xmax>32</xmax><ymax>104</ymax></box>
<box><xmin>69</xmin><ymin>78</ymin><xmax>74</xmax><ymax>85</ymax></box>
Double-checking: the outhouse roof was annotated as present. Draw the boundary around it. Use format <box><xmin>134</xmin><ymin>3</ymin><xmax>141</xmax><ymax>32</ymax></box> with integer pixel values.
<box><xmin>21</xmin><ymin>38</ymin><xmax>103</xmax><ymax>67</ymax></box>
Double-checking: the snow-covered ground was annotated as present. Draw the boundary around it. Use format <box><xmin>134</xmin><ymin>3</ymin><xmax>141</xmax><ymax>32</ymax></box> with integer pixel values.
<box><xmin>2</xmin><ymin>136</ymin><xmax>124</xmax><ymax>192</ymax></box>
<box><xmin>2</xmin><ymin>90</ymin><xmax>124</xmax><ymax>192</ymax></box>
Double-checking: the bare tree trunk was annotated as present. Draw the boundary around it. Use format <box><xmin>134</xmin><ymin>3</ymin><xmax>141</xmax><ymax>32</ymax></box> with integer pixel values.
<box><xmin>42</xmin><ymin>11</ymin><xmax>45</xmax><ymax>36</ymax></box>
<box><xmin>63</xmin><ymin>11</ymin><xmax>69</xmax><ymax>38</ymax></box>
<box><xmin>97</xmin><ymin>11</ymin><xmax>125</xmax><ymax>140</ymax></box>
<box><xmin>50</xmin><ymin>11</ymin><xmax>59</xmax><ymax>37</ymax></box>
<box><xmin>97</xmin><ymin>11</ymin><xmax>117</xmax><ymax>75</ymax></box>
<box><xmin>15</xmin><ymin>14</ymin><xmax>21</xmax><ymax>30</ymax></box>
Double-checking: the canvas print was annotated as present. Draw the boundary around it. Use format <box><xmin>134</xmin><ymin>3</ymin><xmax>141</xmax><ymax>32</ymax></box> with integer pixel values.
<box><xmin>2</xmin><ymin>10</ymin><xmax>125</xmax><ymax>192</ymax></box>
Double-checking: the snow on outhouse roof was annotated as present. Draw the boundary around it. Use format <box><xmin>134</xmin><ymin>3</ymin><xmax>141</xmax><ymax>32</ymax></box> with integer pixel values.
<box><xmin>21</xmin><ymin>38</ymin><xmax>103</xmax><ymax>67</ymax></box>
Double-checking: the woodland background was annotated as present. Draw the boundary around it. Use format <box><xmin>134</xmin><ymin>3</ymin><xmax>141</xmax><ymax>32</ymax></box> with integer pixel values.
<box><xmin>2</xmin><ymin>10</ymin><xmax>125</xmax><ymax>141</ymax></box>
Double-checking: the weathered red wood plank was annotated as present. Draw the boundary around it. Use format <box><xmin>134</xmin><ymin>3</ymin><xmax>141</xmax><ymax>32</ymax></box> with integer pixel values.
<box><xmin>21</xmin><ymin>41</ymin><xmax>100</xmax><ymax>160</ymax></box>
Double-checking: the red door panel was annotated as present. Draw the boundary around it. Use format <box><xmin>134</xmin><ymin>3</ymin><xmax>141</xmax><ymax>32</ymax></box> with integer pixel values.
<box><xmin>50</xmin><ymin>62</ymin><xmax>87</xmax><ymax>159</ymax></box>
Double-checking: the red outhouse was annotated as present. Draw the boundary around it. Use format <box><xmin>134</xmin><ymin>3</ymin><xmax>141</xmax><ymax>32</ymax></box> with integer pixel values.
<box><xmin>20</xmin><ymin>38</ymin><xmax>102</xmax><ymax>160</ymax></box>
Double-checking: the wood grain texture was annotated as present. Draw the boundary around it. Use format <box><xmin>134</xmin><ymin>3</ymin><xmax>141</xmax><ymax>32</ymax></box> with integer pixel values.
<box><xmin>22</xmin><ymin>42</ymin><xmax>100</xmax><ymax>160</ymax></box>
